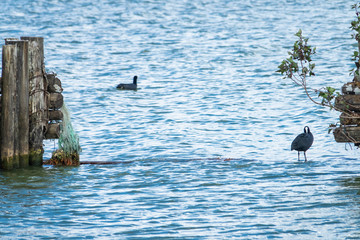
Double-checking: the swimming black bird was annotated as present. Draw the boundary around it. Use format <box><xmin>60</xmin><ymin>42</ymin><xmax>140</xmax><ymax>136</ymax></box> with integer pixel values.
<box><xmin>116</xmin><ymin>76</ymin><xmax>137</xmax><ymax>90</ymax></box>
<box><xmin>291</xmin><ymin>126</ymin><xmax>314</xmax><ymax>162</ymax></box>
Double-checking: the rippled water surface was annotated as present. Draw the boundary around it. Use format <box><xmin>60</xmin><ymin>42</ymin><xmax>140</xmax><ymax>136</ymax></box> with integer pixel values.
<box><xmin>2</xmin><ymin>0</ymin><xmax>360</xmax><ymax>239</ymax></box>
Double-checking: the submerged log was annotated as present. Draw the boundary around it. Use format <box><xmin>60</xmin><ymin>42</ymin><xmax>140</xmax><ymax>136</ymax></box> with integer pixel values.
<box><xmin>333</xmin><ymin>126</ymin><xmax>360</xmax><ymax>143</ymax></box>
<box><xmin>21</xmin><ymin>37</ymin><xmax>47</xmax><ymax>166</ymax></box>
<box><xmin>79</xmin><ymin>161</ymin><xmax>134</xmax><ymax>165</ymax></box>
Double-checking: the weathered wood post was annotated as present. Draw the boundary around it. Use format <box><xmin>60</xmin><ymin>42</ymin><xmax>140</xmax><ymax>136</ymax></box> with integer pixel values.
<box><xmin>21</xmin><ymin>37</ymin><xmax>48</xmax><ymax>166</ymax></box>
<box><xmin>1</xmin><ymin>43</ymin><xmax>16</xmax><ymax>169</ymax></box>
<box><xmin>10</xmin><ymin>40</ymin><xmax>30</xmax><ymax>168</ymax></box>
<box><xmin>1</xmin><ymin>40</ymin><xmax>29</xmax><ymax>170</ymax></box>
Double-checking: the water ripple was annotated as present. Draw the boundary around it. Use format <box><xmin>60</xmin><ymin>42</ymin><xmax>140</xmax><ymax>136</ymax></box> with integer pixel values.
<box><xmin>1</xmin><ymin>0</ymin><xmax>360</xmax><ymax>238</ymax></box>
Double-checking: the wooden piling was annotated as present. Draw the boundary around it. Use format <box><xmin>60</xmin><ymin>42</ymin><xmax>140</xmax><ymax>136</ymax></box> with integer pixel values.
<box><xmin>1</xmin><ymin>40</ymin><xmax>29</xmax><ymax>170</ymax></box>
<box><xmin>1</xmin><ymin>44</ymin><xmax>16</xmax><ymax>169</ymax></box>
<box><xmin>15</xmin><ymin>41</ymin><xmax>29</xmax><ymax>168</ymax></box>
<box><xmin>4</xmin><ymin>38</ymin><xmax>19</xmax><ymax>44</ymax></box>
<box><xmin>21</xmin><ymin>37</ymin><xmax>47</xmax><ymax>166</ymax></box>
<box><xmin>0</xmin><ymin>36</ymin><xmax>70</xmax><ymax>169</ymax></box>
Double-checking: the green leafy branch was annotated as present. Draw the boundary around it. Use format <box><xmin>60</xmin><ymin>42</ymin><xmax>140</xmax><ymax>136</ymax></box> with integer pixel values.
<box><xmin>277</xmin><ymin>29</ymin><xmax>316</xmax><ymax>85</ymax></box>
<box><xmin>350</xmin><ymin>3</ymin><xmax>360</xmax><ymax>76</ymax></box>
<box><xmin>277</xmin><ymin>29</ymin><xmax>339</xmax><ymax>109</ymax></box>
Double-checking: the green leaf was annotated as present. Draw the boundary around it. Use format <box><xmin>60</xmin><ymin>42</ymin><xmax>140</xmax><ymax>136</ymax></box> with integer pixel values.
<box><xmin>302</xmin><ymin>67</ymin><xmax>308</xmax><ymax>74</ymax></box>
<box><xmin>326</xmin><ymin>86</ymin><xmax>336</xmax><ymax>95</ymax></box>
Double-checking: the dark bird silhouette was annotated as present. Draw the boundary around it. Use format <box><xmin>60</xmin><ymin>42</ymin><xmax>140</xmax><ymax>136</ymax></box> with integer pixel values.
<box><xmin>291</xmin><ymin>126</ymin><xmax>314</xmax><ymax>162</ymax></box>
<box><xmin>117</xmin><ymin>76</ymin><xmax>137</xmax><ymax>90</ymax></box>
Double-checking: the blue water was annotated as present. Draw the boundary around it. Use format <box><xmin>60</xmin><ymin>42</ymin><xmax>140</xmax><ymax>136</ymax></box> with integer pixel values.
<box><xmin>1</xmin><ymin>0</ymin><xmax>360</xmax><ymax>238</ymax></box>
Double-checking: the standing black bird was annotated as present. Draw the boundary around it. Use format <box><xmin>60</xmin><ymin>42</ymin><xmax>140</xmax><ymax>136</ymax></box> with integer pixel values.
<box><xmin>116</xmin><ymin>76</ymin><xmax>137</xmax><ymax>90</ymax></box>
<box><xmin>291</xmin><ymin>126</ymin><xmax>314</xmax><ymax>162</ymax></box>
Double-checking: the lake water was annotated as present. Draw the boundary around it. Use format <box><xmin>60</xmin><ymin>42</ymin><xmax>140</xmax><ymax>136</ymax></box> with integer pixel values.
<box><xmin>1</xmin><ymin>0</ymin><xmax>360</xmax><ymax>239</ymax></box>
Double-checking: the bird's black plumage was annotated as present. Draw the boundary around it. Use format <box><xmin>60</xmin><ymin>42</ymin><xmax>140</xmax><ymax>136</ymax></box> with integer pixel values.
<box><xmin>116</xmin><ymin>76</ymin><xmax>137</xmax><ymax>90</ymax></box>
<box><xmin>291</xmin><ymin>126</ymin><xmax>314</xmax><ymax>162</ymax></box>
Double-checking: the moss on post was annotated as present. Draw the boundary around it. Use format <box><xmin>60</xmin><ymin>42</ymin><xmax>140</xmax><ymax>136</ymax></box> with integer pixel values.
<box><xmin>29</xmin><ymin>148</ymin><xmax>44</xmax><ymax>166</ymax></box>
<box><xmin>1</xmin><ymin>156</ymin><xmax>14</xmax><ymax>170</ymax></box>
